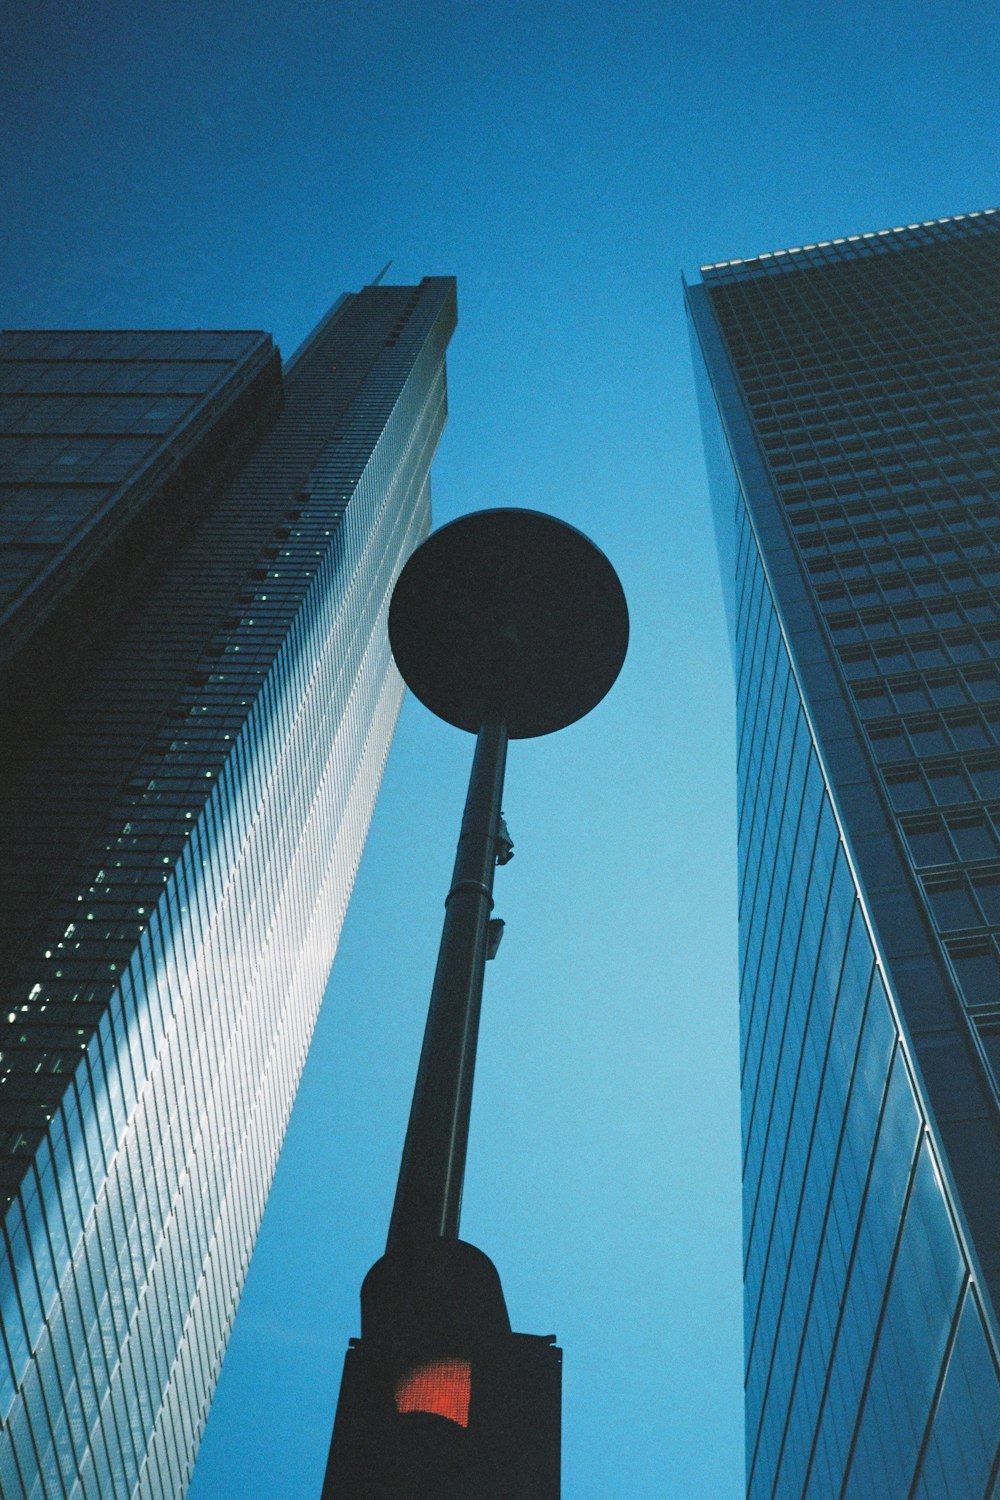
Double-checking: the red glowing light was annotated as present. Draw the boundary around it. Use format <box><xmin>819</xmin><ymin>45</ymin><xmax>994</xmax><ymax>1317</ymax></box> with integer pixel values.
<box><xmin>394</xmin><ymin>1358</ymin><xmax>472</xmax><ymax>1428</ymax></box>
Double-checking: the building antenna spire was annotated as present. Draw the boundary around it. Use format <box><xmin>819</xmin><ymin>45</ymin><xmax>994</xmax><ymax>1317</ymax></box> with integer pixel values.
<box><xmin>371</xmin><ymin>259</ymin><xmax>393</xmax><ymax>286</ymax></box>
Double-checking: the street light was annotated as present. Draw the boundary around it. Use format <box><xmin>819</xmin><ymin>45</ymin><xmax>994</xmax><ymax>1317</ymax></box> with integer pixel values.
<box><xmin>320</xmin><ymin>509</ymin><xmax>628</xmax><ymax>1498</ymax></box>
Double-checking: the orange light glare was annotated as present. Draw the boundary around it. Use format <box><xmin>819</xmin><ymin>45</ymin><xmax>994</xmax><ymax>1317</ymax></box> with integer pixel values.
<box><xmin>394</xmin><ymin>1358</ymin><xmax>471</xmax><ymax>1428</ymax></box>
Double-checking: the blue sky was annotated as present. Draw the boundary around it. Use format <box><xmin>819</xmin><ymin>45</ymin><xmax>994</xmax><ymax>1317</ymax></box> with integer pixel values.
<box><xmin>4</xmin><ymin>1</ymin><xmax>1000</xmax><ymax>1495</ymax></box>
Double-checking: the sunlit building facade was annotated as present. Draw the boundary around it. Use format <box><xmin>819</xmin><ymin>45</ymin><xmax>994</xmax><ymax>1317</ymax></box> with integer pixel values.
<box><xmin>0</xmin><ymin>277</ymin><xmax>456</xmax><ymax>1498</ymax></box>
<box><xmin>688</xmin><ymin>214</ymin><xmax>1000</xmax><ymax>1496</ymax></box>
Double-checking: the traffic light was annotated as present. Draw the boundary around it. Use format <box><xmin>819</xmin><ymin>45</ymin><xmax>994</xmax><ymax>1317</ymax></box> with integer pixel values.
<box><xmin>320</xmin><ymin>1240</ymin><xmax>561</xmax><ymax>1498</ymax></box>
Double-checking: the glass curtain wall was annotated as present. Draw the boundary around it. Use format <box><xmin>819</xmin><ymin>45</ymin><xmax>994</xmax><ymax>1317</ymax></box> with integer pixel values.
<box><xmin>688</xmin><ymin>216</ymin><xmax>1000</xmax><ymax>1498</ymax></box>
<box><xmin>0</xmin><ymin>280</ymin><xmax>456</xmax><ymax>1499</ymax></box>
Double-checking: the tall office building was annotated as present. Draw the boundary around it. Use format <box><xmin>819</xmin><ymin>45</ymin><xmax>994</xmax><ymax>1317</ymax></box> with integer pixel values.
<box><xmin>0</xmin><ymin>276</ymin><xmax>456</xmax><ymax>1498</ymax></box>
<box><xmin>687</xmin><ymin>214</ymin><xmax>1000</xmax><ymax>1496</ymax></box>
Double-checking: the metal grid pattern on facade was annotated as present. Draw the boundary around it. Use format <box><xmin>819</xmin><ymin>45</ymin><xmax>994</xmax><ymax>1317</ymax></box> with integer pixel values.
<box><xmin>732</xmin><ymin>496</ymin><xmax>997</xmax><ymax>1499</ymax></box>
<box><xmin>707</xmin><ymin>213</ymin><xmax>1000</xmax><ymax>1125</ymax></box>
<box><xmin>688</xmin><ymin>212</ymin><xmax>1000</xmax><ymax>1498</ymax></box>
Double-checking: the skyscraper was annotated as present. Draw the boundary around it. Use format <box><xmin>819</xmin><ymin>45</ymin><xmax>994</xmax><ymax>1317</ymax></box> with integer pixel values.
<box><xmin>0</xmin><ymin>276</ymin><xmax>457</xmax><ymax>1499</ymax></box>
<box><xmin>687</xmin><ymin>214</ymin><xmax>1000</xmax><ymax>1496</ymax></box>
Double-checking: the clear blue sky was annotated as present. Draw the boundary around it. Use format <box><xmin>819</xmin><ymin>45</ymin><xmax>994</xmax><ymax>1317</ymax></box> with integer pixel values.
<box><xmin>4</xmin><ymin>2</ymin><xmax>1000</xmax><ymax>1495</ymax></box>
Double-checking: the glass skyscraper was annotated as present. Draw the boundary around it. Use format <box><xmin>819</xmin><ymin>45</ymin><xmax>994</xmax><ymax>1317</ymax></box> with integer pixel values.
<box><xmin>0</xmin><ymin>276</ymin><xmax>457</xmax><ymax>1498</ymax></box>
<box><xmin>687</xmin><ymin>214</ymin><xmax>1000</xmax><ymax>1496</ymax></box>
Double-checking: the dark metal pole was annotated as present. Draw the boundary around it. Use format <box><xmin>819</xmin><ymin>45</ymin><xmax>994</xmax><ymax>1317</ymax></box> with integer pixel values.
<box><xmin>323</xmin><ymin>515</ymin><xmax>625</xmax><ymax>1495</ymax></box>
<box><xmin>387</xmin><ymin>716</ymin><xmax>508</xmax><ymax>1249</ymax></box>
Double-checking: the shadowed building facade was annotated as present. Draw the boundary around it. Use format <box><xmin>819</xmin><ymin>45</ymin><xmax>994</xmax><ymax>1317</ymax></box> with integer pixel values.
<box><xmin>687</xmin><ymin>214</ymin><xmax>1000</xmax><ymax>1496</ymax></box>
<box><xmin>0</xmin><ymin>277</ymin><xmax>456</xmax><ymax>1498</ymax></box>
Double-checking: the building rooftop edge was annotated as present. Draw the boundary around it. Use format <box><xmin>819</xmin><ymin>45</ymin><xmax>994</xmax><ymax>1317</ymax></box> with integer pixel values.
<box><xmin>0</xmin><ymin>329</ymin><xmax>271</xmax><ymax>339</ymax></box>
<box><xmin>697</xmin><ymin>207</ymin><xmax>1000</xmax><ymax>282</ymax></box>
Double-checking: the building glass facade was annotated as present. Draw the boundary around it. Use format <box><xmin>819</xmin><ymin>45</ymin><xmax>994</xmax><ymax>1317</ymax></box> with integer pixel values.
<box><xmin>0</xmin><ymin>277</ymin><xmax>457</xmax><ymax>1498</ymax></box>
<box><xmin>687</xmin><ymin>214</ymin><xmax>1000</xmax><ymax>1496</ymax></box>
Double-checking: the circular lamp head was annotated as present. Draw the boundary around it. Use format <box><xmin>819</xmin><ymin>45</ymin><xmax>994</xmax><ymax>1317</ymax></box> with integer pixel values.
<box><xmin>388</xmin><ymin>508</ymin><xmax>628</xmax><ymax>738</ymax></box>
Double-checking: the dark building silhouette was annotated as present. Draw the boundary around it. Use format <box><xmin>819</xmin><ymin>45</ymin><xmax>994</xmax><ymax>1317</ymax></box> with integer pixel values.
<box><xmin>0</xmin><ymin>277</ymin><xmax>456</xmax><ymax>1497</ymax></box>
<box><xmin>688</xmin><ymin>213</ymin><xmax>1000</xmax><ymax>1497</ymax></box>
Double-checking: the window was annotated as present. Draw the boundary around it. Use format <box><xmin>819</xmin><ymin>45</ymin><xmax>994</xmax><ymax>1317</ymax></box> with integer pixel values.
<box><xmin>948</xmin><ymin>813</ymin><xmax>1000</xmax><ymax>862</ymax></box>
<box><xmin>948</xmin><ymin>937</ymin><xmax>1000</xmax><ymax>1008</ymax></box>
<box><xmin>972</xmin><ymin>872</ymin><xmax>1000</xmax><ymax>925</ymax></box>
<box><xmin>885</xmin><ymin>768</ymin><xmax>930</xmax><ymax>810</ymax></box>
<box><xmin>903</xmin><ymin>818</ymin><xmax>952</xmax><ymax>867</ymax></box>
<box><xmin>854</xmin><ymin>685</ymin><xmax>892</xmax><ymax>718</ymax></box>
<box><xmin>908</xmin><ymin>718</ymin><xmax>952</xmax><ymax>756</ymax></box>
<box><xmin>925</xmin><ymin>876</ymin><xmax>980</xmax><ymax>929</ymax></box>
<box><xmin>927</xmin><ymin>765</ymin><xmax>972</xmax><ymax>807</ymax></box>
<box><xmin>968</xmin><ymin>757</ymin><xmax>1000</xmax><ymax>800</ymax></box>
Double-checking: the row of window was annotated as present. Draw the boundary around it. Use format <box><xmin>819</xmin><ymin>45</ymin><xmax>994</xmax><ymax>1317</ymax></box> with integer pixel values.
<box><xmin>763</xmin><ymin>405</ymin><xmax>1000</xmax><ymax>439</ymax></box>
<box><xmin>902</xmin><ymin>809</ymin><xmax>1000</xmax><ymax>868</ymax></box>
<box><xmin>794</xmin><ymin>488</ymin><xmax>1000</xmax><ymax>524</ymax></box>
<box><xmin>884</xmin><ymin>757</ymin><xmax>1000</xmax><ymax>811</ymax></box>
<box><xmin>922</xmin><ymin>869</ymin><xmax>1000</xmax><ymax>932</ymax></box>
<box><xmin>766</xmin><ymin>434</ymin><xmax>1000</xmax><ymax>474</ymax></box>
<box><xmin>0</xmin><ymin>331</ymin><xmax>260</xmax><ymax>362</ymax></box>
<box><xmin>0</xmin><ymin>398</ymin><xmax>192</xmax><ymax>440</ymax></box>
<box><xmin>832</xmin><ymin>616</ymin><xmax>1000</xmax><ymax>667</ymax></box>
<box><xmin>829</xmin><ymin>553</ymin><xmax>1000</xmax><ymax>601</ymax></box>
<box><xmin>0</xmin><ymin>362</ymin><xmax>232</xmax><ymax>397</ymax></box>
<box><xmin>854</xmin><ymin>671</ymin><xmax>1000</xmax><ymax>717</ymax></box>
<box><xmin>840</xmin><ymin>630</ymin><xmax>1000</xmax><ymax>677</ymax></box>
<box><xmin>800</xmin><ymin>518</ymin><xmax>1000</xmax><ymax>559</ymax></box>
<box><xmin>821</xmin><ymin>575</ymin><xmax>1000</xmax><ymax>617</ymax></box>
<box><xmin>748</xmin><ymin>353</ymin><xmax>1000</xmax><ymax>399</ymax></box>
<box><xmin>867</xmin><ymin>711</ymin><xmax>1000</xmax><ymax>766</ymax></box>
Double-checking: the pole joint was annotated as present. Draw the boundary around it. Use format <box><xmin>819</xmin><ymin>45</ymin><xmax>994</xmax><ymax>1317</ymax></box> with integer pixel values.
<box><xmin>445</xmin><ymin>878</ymin><xmax>495</xmax><ymax>907</ymax></box>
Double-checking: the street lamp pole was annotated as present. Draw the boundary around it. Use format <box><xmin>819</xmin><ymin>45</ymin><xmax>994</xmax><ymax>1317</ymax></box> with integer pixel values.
<box><xmin>388</xmin><ymin>713</ymin><xmax>508</xmax><ymax>1248</ymax></box>
<box><xmin>320</xmin><ymin>509</ymin><xmax>628</xmax><ymax>1499</ymax></box>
